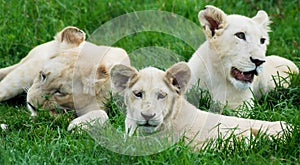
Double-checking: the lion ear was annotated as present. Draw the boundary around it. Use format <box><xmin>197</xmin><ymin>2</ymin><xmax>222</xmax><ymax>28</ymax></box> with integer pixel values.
<box><xmin>55</xmin><ymin>26</ymin><xmax>86</xmax><ymax>47</ymax></box>
<box><xmin>110</xmin><ymin>64</ymin><xmax>138</xmax><ymax>94</ymax></box>
<box><xmin>95</xmin><ymin>64</ymin><xmax>109</xmax><ymax>80</ymax></box>
<box><xmin>252</xmin><ymin>10</ymin><xmax>271</xmax><ymax>32</ymax></box>
<box><xmin>165</xmin><ymin>62</ymin><xmax>191</xmax><ymax>95</ymax></box>
<box><xmin>198</xmin><ymin>5</ymin><xmax>227</xmax><ymax>39</ymax></box>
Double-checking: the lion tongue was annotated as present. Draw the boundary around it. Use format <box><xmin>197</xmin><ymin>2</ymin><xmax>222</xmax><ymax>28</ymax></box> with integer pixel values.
<box><xmin>232</xmin><ymin>68</ymin><xmax>254</xmax><ymax>83</ymax></box>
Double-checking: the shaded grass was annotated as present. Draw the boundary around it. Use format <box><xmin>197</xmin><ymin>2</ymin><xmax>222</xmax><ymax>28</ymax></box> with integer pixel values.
<box><xmin>0</xmin><ymin>0</ymin><xmax>299</xmax><ymax>164</ymax></box>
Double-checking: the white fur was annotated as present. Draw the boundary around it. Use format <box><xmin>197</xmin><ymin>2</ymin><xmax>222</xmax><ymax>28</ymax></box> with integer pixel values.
<box><xmin>67</xmin><ymin>110</ymin><xmax>108</xmax><ymax>131</ymax></box>
<box><xmin>26</xmin><ymin>41</ymin><xmax>130</xmax><ymax>130</ymax></box>
<box><xmin>0</xmin><ymin>26</ymin><xmax>130</xmax><ymax>130</ymax></box>
<box><xmin>187</xmin><ymin>5</ymin><xmax>299</xmax><ymax>109</ymax></box>
<box><xmin>0</xmin><ymin>26</ymin><xmax>86</xmax><ymax>103</ymax></box>
<box><xmin>111</xmin><ymin>62</ymin><xmax>287</xmax><ymax>148</ymax></box>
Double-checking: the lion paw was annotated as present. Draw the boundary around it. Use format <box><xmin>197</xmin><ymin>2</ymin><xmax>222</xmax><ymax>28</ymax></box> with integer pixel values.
<box><xmin>67</xmin><ymin>110</ymin><xmax>108</xmax><ymax>131</ymax></box>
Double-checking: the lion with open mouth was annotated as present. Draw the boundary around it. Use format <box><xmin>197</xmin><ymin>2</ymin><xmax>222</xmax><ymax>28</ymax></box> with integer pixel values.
<box><xmin>187</xmin><ymin>5</ymin><xmax>299</xmax><ymax>109</ymax></box>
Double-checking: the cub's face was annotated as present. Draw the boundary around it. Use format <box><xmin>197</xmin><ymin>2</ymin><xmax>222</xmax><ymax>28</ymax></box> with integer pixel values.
<box><xmin>124</xmin><ymin>68</ymin><xmax>174</xmax><ymax>135</ymax></box>
<box><xmin>219</xmin><ymin>15</ymin><xmax>269</xmax><ymax>90</ymax></box>
<box><xmin>110</xmin><ymin>62</ymin><xmax>191</xmax><ymax>136</ymax></box>
<box><xmin>27</xmin><ymin>54</ymin><xmax>75</xmax><ymax>115</ymax></box>
<box><xmin>26</xmin><ymin>50</ymin><xmax>113</xmax><ymax>117</ymax></box>
<box><xmin>199</xmin><ymin>5</ymin><xmax>270</xmax><ymax>90</ymax></box>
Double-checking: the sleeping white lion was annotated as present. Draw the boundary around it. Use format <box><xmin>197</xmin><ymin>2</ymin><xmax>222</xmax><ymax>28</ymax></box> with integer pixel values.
<box><xmin>187</xmin><ymin>5</ymin><xmax>299</xmax><ymax>109</ymax></box>
<box><xmin>26</xmin><ymin>41</ymin><xmax>130</xmax><ymax>130</ymax></box>
<box><xmin>0</xmin><ymin>26</ymin><xmax>86</xmax><ymax>102</ymax></box>
<box><xmin>110</xmin><ymin>62</ymin><xmax>287</xmax><ymax>148</ymax></box>
<box><xmin>0</xmin><ymin>26</ymin><xmax>130</xmax><ymax>130</ymax></box>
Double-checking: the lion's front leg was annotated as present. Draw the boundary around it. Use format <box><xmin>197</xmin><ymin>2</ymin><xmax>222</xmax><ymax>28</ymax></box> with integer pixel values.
<box><xmin>0</xmin><ymin>61</ymin><xmax>38</xmax><ymax>102</ymax></box>
<box><xmin>0</xmin><ymin>70</ymin><xmax>33</xmax><ymax>102</ymax></box>
<box><xmin>67</xmin><ymin>110</ymin><xmax>109</xmax><ymax>131</ymax></box>
<box><xmin>0</xmin><ymin>79</ymin><xmax>27</xmax><ymax>102</ymax></box>
<box><xmin>0</xmin><ymin>63</ymin><xmax>22</xmax><ymax>81</ymax></box>
<box><xmin>125</xmin><ymin>117</ymin><xmax>137</xmax><ymax>136</ymax></box>
<box><xmin>253</xmin><ymin>55</ymin><xmax>299</xmax><ymax>98</ymax></box>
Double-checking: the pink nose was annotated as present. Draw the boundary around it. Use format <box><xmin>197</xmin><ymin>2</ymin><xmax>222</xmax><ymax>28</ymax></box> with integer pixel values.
<box><xmin>141</xmin><ymin>112</ymin><xmax>156</xmax><ymax>120</ymax></box>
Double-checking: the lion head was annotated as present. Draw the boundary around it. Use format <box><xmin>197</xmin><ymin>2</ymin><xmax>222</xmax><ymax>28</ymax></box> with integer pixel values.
<box><xmin>27</xmin><ymin>42</ymin><xmax>130</xmax><ymax>118</ymax></box>
<box><xmin>198</xmin><ymin>5</ymin><xmax>270</xmax><ymax>90</ymax></box>
<box><xmin>26</xmin><ymin>50</ymin><xmax>78</xmax><ymax>115</ymax></box>
<box><xmin>110</xmin><ymin>62</ymin><xmax>190</xmax><ymax>135</ymax></box>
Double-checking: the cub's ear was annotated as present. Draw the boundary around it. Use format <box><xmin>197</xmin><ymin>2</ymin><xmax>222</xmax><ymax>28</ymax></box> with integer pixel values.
<box><xmin>252</xmin><ymin>10</ymin><xmax>271</xmax><ymax>32</ymax></box>
<box><xmin>198</xmin><ymin>5</ymin><xmax>227</xmax><ymax>39</ymax></box>
<box><xmin>110</xmin><ymin>64</ymin><xmax>138</xmax><ymax>94</ymax></box>
<box><xmin>55</xmin><ymin>26</ymin><xmax>86</xmax><ymax>47</ymax></box>
<box><xmin>95</xmin><ymin>64</ymin><xmax>109</xmax><ymax>81</ymax></box>
<box><xmin>165</xmin><ymin>62</ymin><xmax>191</xmax><ymax>95</ymax></box>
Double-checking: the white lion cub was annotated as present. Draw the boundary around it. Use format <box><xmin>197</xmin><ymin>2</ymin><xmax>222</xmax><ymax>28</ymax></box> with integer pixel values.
<box><xmin>110</xmin><ymin>62</ymin><xmax>286</xmax><ymax>148</ymax></box>
<box><xmin>0</xmin><ymin>26</ymin><xmax>86</xmax><ymax>102</ymax></box>
<box><xmin>187</xmin><ymin>5</ymin><xmax>299</xmax><ymax>109</ymax></box>
<box><xmin>26</xmin><ymin>42</ymin><xmax>130</xmax><ymax>130</ymax></box>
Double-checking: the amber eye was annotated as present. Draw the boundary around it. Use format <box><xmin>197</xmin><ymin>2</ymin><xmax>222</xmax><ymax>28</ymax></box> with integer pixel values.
<box><xmin>235</xmin><ymin>32</ymin><xmax>246</xmax><ymax>40</ymax></box>
<box><xmin>157</xmin><ymin>92</ymin><xmax>167</xmax><ymax>100</ymax></box>
<box><xmin>260</xmin><ymin>38</ymin><xmax>266</xmax><ymax>44</ymax></box>
<box><xmin>133</xmin><ymin>91</ymin><xmax>143</xmax><ymax>98</ymax></box>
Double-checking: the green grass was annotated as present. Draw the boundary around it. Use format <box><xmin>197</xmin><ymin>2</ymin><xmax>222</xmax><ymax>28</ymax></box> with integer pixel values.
<box><xmin>0</xmin><ymin>0</ymin><xmax>299</xmax><ymax>164</ymax></box>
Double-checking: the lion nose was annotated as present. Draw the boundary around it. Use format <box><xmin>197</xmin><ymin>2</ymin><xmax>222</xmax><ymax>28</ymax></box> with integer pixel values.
<box><xmin>141</xmin><ymin>112</ymin><xmax>156</xmax><ymax>121</ymax></box>
<box><xmin>250</xmin><ymin>57</ymin><xmax>265</xmax><ymax>67</ymax></box>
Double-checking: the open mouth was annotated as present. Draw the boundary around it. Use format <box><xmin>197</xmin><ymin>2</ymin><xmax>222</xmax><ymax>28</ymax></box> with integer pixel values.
<box><xmin>231</xmin><ymin>67</ymin><xmax>257</xmax><ymax>83</ymax></box>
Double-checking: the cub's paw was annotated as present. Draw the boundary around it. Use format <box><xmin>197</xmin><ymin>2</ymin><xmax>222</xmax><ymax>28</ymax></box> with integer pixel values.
<box><xmin>67</xmin><ymin>110</ymin><xmax>108</xmax><ymax>131</ymax></box>
<box><xmin>125</xmin><ymin>118</ymin><xmax>137</xmax><ymax>136</ymax></box>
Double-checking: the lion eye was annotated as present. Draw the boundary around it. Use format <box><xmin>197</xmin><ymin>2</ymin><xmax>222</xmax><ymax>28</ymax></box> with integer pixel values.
<box><xmin>40</xmin><ymin>72</ymin><xmax>47</xmax><ymax>82</ymax></box>
<box><xmin>54</xmin><ymin>89</ymin><xmax>63</xmax><ymax>96</ymax></box>
<box><xmin>260</xmin><ymin>38</ymin><xmax>266</xmax><ymax>44</ymax></box>
<box><xmin>133</xmin><ymin>91</ymin><xmax>143</xmax><ymax>98</ymax></box>
<box><xmin>157</xmin><ymin>92</ymin><xmax>167</xmax><ymax>100</ymax></box>
<box><xmin>235</xmin><ymin>32</ymin><xmax>246</xmax><ymax>40</ymax></box>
